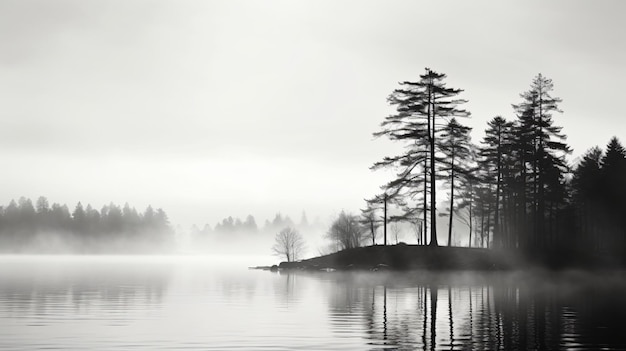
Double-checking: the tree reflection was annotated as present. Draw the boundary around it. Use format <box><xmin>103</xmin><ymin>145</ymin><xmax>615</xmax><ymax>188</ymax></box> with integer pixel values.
<box><xmin>430</xmin><ymin>285</ymin><xmax>437</xmax><ymax>351</ymax></box>
<box><xmin>422</xmin><ymin>285</ymin><xmax>427</xmax><ymax>351</ymax></box>
<box><xmin>448</xmin><ymin>285</ymin><xmax>453</xmax><ymax>350</ymax></box>
<box><xmin>322</xmin><ymin>271</ymin><xmax>626</xmax><ymax>350</ymax></box>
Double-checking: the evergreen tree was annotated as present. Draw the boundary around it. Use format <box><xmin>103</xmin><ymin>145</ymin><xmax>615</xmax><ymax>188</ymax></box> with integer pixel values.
<box><xmin>438</xmin><ymin>118</ymin><xmax>473</xmax><ymax>246</ymax></box>
<box><xmin>50</xmin><ymin>203</ymin><xmax>71</xmax><ymax>230</ymax></box>
<box><xmin>244</xmin><ymin>215</ymin><xmax>258</xmax><ymax>232</ymax></box>
<box><xmin>35</xmin><ymin>196</ymin><xmax>50</xmax><ymax>214</ymax></box>
<box><xmin>480</xmin><ymin>116</ymin><xmax>514</xmax><ymax>248</ymax></box>
<box><xmin>72</xmin><ymin>202</ymin><xmax>87</xmax><ymax>234</ymax></box>
<box><xmin>106</xmin><ymin>203</ymin><xmax>123</xmax><ymax>233</ymax></box>
<box><xmin>85</xmin><ymin>204</ymin><xmax>101</xmax><ymax>236</ymax></box>
<box><xmin>143</xmin><ymin>205</ymin><xmax>155</xmax><ymax>227</ymax></box>
<box><xmin>600</xmin><ymin>137</ymin><xmax>626</xmax><ymax>253</ymax></box>
<box><xmin>373</xmin><ymin>68</ymin><xmax>469</xmax><ymax>246</ymax></box>
<box><xmin>512</xmin><ymin>74</ymin><xmax>569</xmax><ymax>250</ymax></box>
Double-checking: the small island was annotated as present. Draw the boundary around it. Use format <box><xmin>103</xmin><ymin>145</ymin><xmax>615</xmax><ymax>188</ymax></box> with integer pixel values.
<box><xmin>275</xmin><ymin>244</ymin><xmax>623</xmax><ymax>271</ymax></box>
<box><xmin>269</xmin><ymin>70</ymin><xmax>626</xmax><ymax>272</ymax></box>
<box><xmin>277</xmin><ymin>245</ymin><xmax>515</xmax><ymax>271</ymax></box>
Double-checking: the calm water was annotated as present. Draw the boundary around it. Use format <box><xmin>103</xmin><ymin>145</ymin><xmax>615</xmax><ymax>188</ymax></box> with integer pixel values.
<box><xmin>1</xmin><ymin>256</ymin><xmax>626</xmax><ymax>350</ymax></box>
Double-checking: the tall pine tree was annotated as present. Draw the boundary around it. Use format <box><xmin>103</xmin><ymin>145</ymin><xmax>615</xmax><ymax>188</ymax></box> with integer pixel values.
<box><xmin>373</xmin><ymin>68</ymin><xmax>469</xmax><ymax>246</ymax></box>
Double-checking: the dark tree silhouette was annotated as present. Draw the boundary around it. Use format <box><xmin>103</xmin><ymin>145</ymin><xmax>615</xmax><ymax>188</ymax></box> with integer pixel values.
<box><xmin>480</xmin><ymin>116</ymin><xmax>514</xmax><ymax>248</ymax></box>
<box><xmin>599</xmin><ymin>138</ymin><xmax>626</xmax><ymax>254</ymax></box>
<box><xmin>365</xmin><ymin>68</ymin><xmax>626</xmax><ymax>267</ymax></box>
<box><xmin>373</xmin><ymin>68</ymin><xmax>469</xmax><ymax>247</ymax></box>
<box><xmin>569</xmin><ymin>139</ymin><xmax>626</xmax><ymax>261</ymax></box>
<box><xmin>438</xmin><ymin>118</ymin><xmax>474</xmax><ymax>246</ymax></box>
<box><xmin>512</xmin><ymin>74</ymin><xmax>569</xmax><ymax>250</ymax></box>
<box><xmin>572</xmin><ymin>147</ymin><xmax>603</xmax><ymax>251</ymax></box>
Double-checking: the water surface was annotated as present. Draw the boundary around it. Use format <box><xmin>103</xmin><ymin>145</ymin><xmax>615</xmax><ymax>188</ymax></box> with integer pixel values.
<box><xmin>1</xmin><ymin>256</ymin><xmax>625</xmax><ymax>350</ymax></box>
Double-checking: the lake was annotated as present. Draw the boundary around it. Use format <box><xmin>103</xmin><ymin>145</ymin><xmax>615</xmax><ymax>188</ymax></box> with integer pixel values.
<box><xmin>1</xmin><ymin>255</ymin><xmax>625</xmax><ymax>350</ymax></box>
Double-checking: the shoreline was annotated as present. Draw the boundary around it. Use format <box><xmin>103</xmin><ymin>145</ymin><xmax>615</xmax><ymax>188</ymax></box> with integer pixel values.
<box><xmin>275</xmin><ymin>244</ymin><xmax>519</xmax><ymax>271</ymax></box>
<box><xmin>271</xmin><ymin>244</ymin><xmax>623</xmax><ymax>272</ymax></box>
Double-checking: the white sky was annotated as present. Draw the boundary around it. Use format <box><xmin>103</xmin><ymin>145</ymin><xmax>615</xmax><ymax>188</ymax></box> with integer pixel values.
<box><xmin>1</xmin><ymin>0</ymin><xmax>625</xmax><ymax>228</ymax></box>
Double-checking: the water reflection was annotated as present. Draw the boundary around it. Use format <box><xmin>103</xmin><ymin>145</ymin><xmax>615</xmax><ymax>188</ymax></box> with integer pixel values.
<box><xmin>323</xmin><ymin>271</ymin><xmax>626</xmax><ymax>350</ymax></box>
<box><xmin>0</xmin><ymin>256</ymin><xmax>172</xmax><ymax>326</ymax></box>
<box><xmin>2</xmin><ymin>258</ymin><xmax>626</xmax><ymax>350</ymax></box>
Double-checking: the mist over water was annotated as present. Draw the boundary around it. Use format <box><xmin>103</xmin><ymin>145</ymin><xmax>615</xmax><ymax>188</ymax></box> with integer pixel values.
<box><xmin>1</xmin><ymin>256</ymin><xmax>625</xmax><ymax>350</ymax></box>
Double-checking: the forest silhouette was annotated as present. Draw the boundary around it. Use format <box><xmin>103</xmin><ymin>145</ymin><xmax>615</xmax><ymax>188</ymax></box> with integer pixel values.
<box><xmin>361</xmin><ymin>68</ymin><xmax>626</xmax><ymax>268</ymax></box>
<box><xmin>0</xmin><ymin>197</ymin><xmax>173</xmax><ymax>253</ymax></box>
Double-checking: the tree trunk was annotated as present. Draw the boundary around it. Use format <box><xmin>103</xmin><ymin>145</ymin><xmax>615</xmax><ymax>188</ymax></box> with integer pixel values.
<box><xmin>494</xmin><ymin>126</ymin><xmax>502</xmax><ymax>248</ymax></box>
<box><xmin>538</xmin><ymin>90</ymin><xmax>545</xmax><ymax>251</ymax></box>
<box><xmin>448</xmin><ymin>156</ymin><xmax>455</xmax><ymax>247</ymax></box>
<box><xmin>383</xmin><ymin>194</ymin><xmax>387</xmax><ymax>245</ymax></box>
<box><xmin>428</xmin><ymin>79</ymin><xmax>439</xmax><ymax>246</ymax></box>
<box><xmin>468</xmin><ymin>193</ymin><xmax>473</xmax><ymax>248</ymax></box>
<box><xmin>501</xmin><ymin>191</ymin><xmax>508</xmax><ymax>248</ymax></box>
<box><xmin>480</xmin><ymin>206</ymin><xmax>486</xmax><ymax>248</ymax></box>
<box><xmin>533</xmin><ymin>139</ymin><xmax>539</xmax><ymax>250</ymax></box>
<box><xmin>423</xmin><ymin>157</ymin><xmax>428</xmax><ymax>246</ymax></box>
<box><xmin>521</xmin><ymin>156</ymin><xmax>528</xmax><ymax>251</ymax></box>
<box><xmin>486</xmin><ymin>201</ymin><xmax>492</xmax><ymax>249</ymax></box>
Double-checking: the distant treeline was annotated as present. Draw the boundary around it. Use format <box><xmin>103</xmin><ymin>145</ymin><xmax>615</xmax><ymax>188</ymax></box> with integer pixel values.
<box><xmin>0</xmin><ymin>196</ymin><xmax>173</xmax><ymax>253</ymax></box>
<box><xmin>189</xmin><ymin>212</ymin><xmax>326</xmax><ymax>255</ymax></box>
<box><xmin>191</xmin><ymin>212</ymin><xmax>319</xmax><ymax>237</ymax></box>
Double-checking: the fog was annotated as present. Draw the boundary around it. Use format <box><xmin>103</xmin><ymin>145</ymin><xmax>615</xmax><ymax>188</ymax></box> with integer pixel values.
<box><xmin>0</xmin><ymin>190</ymin><xmax>508</xmax><ymax>260</ymax></box>
<box><xmin>3</xmin><ymin>1</ymin><xmax>626</xmax><ymax>349</ymax></box>
<box><xmin>1</xmin><ymin>1</ymin><xmax>626</xmax><ymax>230</ymax></box>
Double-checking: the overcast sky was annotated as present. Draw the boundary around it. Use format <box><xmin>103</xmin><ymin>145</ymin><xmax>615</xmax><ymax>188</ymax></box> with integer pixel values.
<box><xmin>1</xmin><ymin>0</ymin><xmax>625</xmax><ymax>228</ymax></box>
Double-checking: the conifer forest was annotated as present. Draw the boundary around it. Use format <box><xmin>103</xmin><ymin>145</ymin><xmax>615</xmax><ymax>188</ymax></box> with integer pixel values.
<box><xmin>368</xmin><ymin>69</ymin><xmax>626</xmax><ymax>266</ymax></box>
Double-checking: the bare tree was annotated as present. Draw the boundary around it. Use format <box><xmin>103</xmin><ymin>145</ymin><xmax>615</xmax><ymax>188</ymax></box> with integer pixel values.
<box><xmin>390</xmin><ymin>222</ymin><xmax>402</xmax><ymax>244</ymax></box>
<box><xmin>410</xmin><ymin>218</ymin><xmax>424</xmax><ymax>245</ymax></box>
<box><xmin>326</xmin><ymin>211</ymin><xmax>364</xmax><ymax>250</ymax></box>
<box><xmin>272</xmin><ymin>227</ymin><xmax>305</xmax><ymax>262</ymax></box>
<box><xmin>359</xmin><ymin>202</ymin><xmax>380</xmax><ymax>246</ymax></box>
